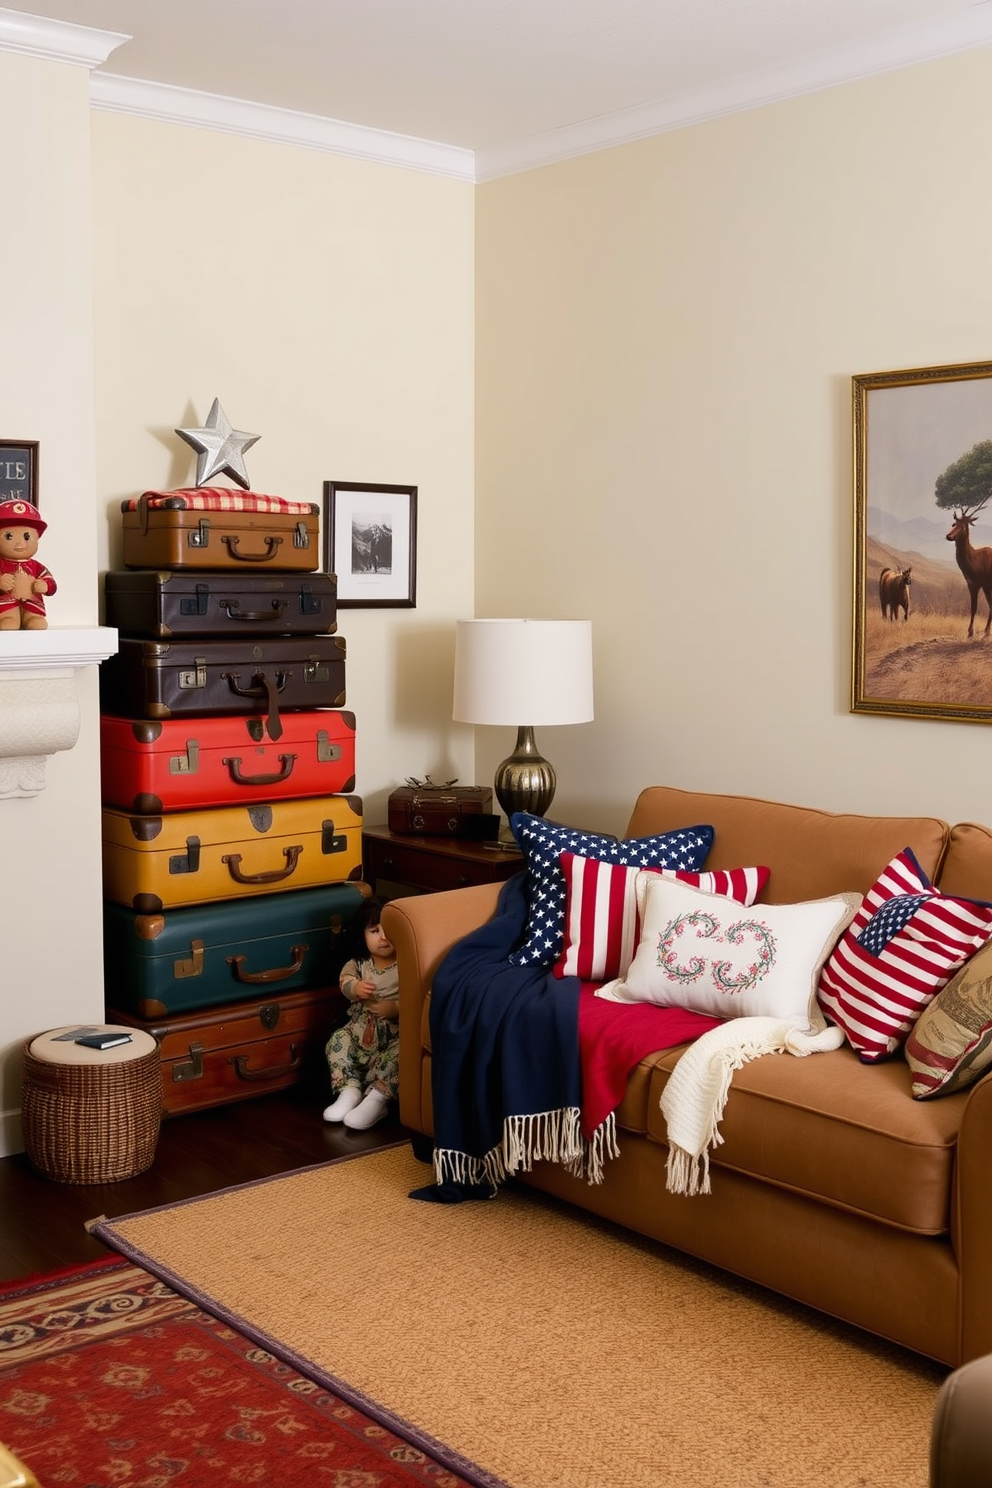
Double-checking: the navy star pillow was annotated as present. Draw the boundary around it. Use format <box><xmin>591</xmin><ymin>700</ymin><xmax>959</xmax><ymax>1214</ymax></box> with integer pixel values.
<box><xmin>507</xmin><ymin>812</ymin><xmax>715</xmax><ymax>969</ymax></box>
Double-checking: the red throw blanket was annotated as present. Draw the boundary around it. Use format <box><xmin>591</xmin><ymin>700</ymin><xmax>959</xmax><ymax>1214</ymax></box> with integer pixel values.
<box><xmin>577</xmin><ymin>984</ymin><xmax>721</xmax><ymax>1138</ymax></box>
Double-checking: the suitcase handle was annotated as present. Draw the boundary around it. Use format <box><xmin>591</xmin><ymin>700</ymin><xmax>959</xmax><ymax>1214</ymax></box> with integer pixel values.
<box><xmin>228</xmin><ymin>1043</ymin><xmax>301</xmax><ymax>1081</ymax></box>
<box><xmin>223</xmin><ymin>752</ymin><xmax>297</xmax><ymax>786</ymax></box>
<box><xmin>227</xmin><ymin>942</ymin><xmax>309</xmax><ymax>984</ymax></box>
<box><xmin>220</xmin><ymin>598</ymin><xmax>289</xmax><ymax>622</ymax></box>
<box><xmin>222</xmin><ymin>845</ymin><xmax>303</xmax><ymax>884</ymax></box>
<box><xmin>221</xmin><ymin>534</ymin><xmax>284</xmax><ymax>563</ymax></box>
<box><xmin>223</xmin><ymin>670</ymin><xmax>287</xmax><ymax>699</ymax></box>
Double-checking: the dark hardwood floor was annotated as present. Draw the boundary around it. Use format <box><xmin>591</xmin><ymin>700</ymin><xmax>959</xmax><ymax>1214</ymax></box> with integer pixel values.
<box><xmin>0</xmin><ymin>1080</ymin><xmax>416</xmax><ymax>1283</ymax></box>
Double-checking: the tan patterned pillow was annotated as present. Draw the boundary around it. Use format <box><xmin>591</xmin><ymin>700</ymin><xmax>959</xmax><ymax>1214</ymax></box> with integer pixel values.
<box><xmin>905</xmin><ymin>940</ymin><xmax>992</xmax><ymax>1098</ymax></box>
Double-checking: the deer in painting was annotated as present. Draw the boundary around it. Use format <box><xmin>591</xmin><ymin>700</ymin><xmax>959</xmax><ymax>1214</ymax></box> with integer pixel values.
<box><xmin>879</xmin><ymin>566</ymin><xmax>912</xmax><ymax>621</ymax></box>
<box><xmin>947</xmin><ymin>500</ymin><xmax>992</xmax><ymax>637</ymax></box>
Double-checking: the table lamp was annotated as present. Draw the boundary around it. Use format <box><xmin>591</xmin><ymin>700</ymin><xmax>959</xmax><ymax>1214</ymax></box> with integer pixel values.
<box><xmin>452</xmin><ymin>618</ymin><xmax>594</xmax><ymax>826</ymax></box>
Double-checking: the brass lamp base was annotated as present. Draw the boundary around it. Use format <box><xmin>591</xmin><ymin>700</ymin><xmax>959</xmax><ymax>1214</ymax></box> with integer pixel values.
<box><xmin>494</xmin><ymin>725</ymin><xmax>557</xmax><ymax>820</ymax></box>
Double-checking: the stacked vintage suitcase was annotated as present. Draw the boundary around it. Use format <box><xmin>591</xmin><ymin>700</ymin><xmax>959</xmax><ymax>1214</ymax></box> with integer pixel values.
<box><xmin>98</xmin><ymin>487</ymin><xmax>368</xmax><ymax>1116</ymax></box>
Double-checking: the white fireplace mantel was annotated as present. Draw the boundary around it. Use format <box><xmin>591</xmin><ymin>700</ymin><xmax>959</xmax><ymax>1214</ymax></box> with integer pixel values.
<box><xmin>0</xmin><ymin>626</ymin><xmax>118</xmax><ymax>798</ymax></box>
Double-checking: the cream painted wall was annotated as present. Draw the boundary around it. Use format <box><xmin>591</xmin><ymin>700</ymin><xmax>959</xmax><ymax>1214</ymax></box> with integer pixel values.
<box><xmin>476</xmin><ymin>48</ymin><xmax>992</xmax><ymax>836</ymax></box>
<box><xmin>0</xmin><ymin>51</ymin><xmax>107</xmax><ymax>1153</ymax></box>
<box><xmin>89</xmin><ymin>113</ymin><xmax>476</xmax><ymax>825</ymax></box>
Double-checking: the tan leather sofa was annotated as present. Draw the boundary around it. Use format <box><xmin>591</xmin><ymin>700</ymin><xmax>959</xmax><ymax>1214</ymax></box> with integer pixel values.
<box><xmin>383</xmin><ymin>785</ymin><xmax>992</xmax><ymax>1368</ymax></box>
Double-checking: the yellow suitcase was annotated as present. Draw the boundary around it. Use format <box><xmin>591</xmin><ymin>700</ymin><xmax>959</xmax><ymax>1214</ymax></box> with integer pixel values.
<box><xmin>102</xmin><ymin>795</ymin><xmax>363</xmax><ymax>912</ymax></box>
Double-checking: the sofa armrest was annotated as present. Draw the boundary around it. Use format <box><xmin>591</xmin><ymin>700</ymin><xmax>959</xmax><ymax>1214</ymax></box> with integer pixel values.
<box><xmin>930</xmin><ymin>1353</ymin><xmax>992</xmax><ymax>1487</ymax></box>
<box><xmin>382</xmin><ymin>884</ymin><xmax>503</xmax><ymax>1134</ymax></box>
<box><xmin>954</xmin><ymin>1071</ymin><xmax>992</xmax><ymax>1362</ymax></box>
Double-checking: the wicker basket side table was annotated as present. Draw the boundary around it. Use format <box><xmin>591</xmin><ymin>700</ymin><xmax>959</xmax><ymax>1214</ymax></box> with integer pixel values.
<box><xmin>21</xmin><ymin>1025</ymin><xmax>161</xmax><ymax>1183</ymax></box>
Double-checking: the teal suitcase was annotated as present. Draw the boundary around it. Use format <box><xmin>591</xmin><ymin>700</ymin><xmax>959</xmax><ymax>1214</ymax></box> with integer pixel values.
<box><xmin>103</xmin><ymin>881</ymin><xmax>369</xmax><ymax>1019</ymax></box>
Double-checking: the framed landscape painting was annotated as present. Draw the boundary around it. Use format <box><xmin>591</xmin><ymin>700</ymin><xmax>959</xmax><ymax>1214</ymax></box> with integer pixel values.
<box><xmin>852</xmin><ymin>359</ymin><xmax>992</xmax><ymax>724</ymax></box>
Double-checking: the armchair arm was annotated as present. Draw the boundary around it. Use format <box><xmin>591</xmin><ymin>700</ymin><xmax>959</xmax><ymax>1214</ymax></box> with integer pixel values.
<box><xmin>382</xmin><ymin>884</ymin><xmax>502</xmax><ymax>1134</ymax></box>
<box><xmin>930</xmin><ymin>1353</ymin><xmax>992</xmax><ymax>1487</ymax></box>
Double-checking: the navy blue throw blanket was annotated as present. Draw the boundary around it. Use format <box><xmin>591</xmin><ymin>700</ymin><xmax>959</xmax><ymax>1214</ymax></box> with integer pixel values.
<box><xmin>410</xmin><ymin>872</ymin><xmax>615</xmax><ymax>1205</ymax></box>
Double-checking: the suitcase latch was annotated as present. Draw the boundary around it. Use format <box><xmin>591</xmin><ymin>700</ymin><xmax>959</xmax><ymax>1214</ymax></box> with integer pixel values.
<box><xmin>293</xmin><ymin>521</ymin><xmax>310</xmax><ymax>549</ymax></box>
<box><xmin>188</xmin><ymin>519</ymin><xmax>211</xmax><ymax>548</ymax></box>
<box><xmin>304</xmin><ymin>661</ymin><xmax>329</xmax><ymax>684</ymax></box>
<box><xmin>300</xmin><ymin>584</ymin><xmax>321</xmax><ymax>614</ymax></box>
<box><xmin>174</xmin><ymin>938</ymin><xmax>205</xmax><ymax>979</ymax></box>
<box><xmin>321</xmin><ymin>821</ymin><xmax>347</xmax><ymax>855</ymax></box>
<box><xmin>173</xmin><ymin>1041</ymin><xmax>204</xmax><ymax>1082</ymax></box>
<box><xmin>180</xmin><ymin>585</ymin><xmax>210</xmax><ymax>616</ymax></box>
<box><xmin>316</xmin><ymin>730</ymin><xmax>342</xmax><ymax>762</ymax></box>
<box><xmin>169</xmin><ymin>739</ymin><xmax>199</xmax><ymax>775</ymax></box>
<box><xmin>179</xmin><ymin>662</ymin><xmax>207</xmax><ymax>690</ymax></box>
<box><xmin>169</xmin><ymin>836</ymin><xmax>201</xmax><ymax>875</ymax></box>
<box><xmin>258</xmin><ymin>1001</ymin><xmax>280</xmax><ymax>1030</ymax></box>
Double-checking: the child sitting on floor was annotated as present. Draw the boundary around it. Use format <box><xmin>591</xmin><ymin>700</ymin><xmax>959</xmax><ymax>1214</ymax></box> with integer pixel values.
<box><xmin>324</xmin><ymin>897</ymin><xmax>399</xmax><ymax>1130</ymax></box>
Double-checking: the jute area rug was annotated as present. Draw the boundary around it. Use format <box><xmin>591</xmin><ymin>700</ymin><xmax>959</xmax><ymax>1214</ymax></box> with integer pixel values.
<box><xmin>90</xmin><ymin>1144</ymin><xmax>946</xmax><ymax>1488</ymax></box>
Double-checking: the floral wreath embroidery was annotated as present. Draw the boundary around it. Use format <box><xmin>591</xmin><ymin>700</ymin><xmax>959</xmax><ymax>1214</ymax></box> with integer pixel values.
<box><xmin>656</xmin><ymin>913</ymin><xmax>777</xmax><ymax>995</ymax></box>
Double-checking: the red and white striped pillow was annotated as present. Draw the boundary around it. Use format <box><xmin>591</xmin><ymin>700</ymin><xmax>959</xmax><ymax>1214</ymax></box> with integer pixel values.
<box><xmin>817</xmin><ymin>847</ymin><xmax>992</xmax><ymax>1062</ymax></box>
<box><xmin>553</xmin><ymin>852</ymin><xmax>770</xmax><ymax>982</ymax></box>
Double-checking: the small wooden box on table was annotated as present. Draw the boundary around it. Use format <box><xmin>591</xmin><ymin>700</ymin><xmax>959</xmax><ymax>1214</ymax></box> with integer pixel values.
<box><xmin>362</xmin><ymin>824</ymin><xmax>523</xmax><ymax>897</ymax></box>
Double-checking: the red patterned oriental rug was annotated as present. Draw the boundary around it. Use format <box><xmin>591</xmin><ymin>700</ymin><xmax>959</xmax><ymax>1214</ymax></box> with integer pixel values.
<box><xmin>0</xmin><ymin>1257</ymin><xmax>480</xmax><ymax>1488</ymax></box>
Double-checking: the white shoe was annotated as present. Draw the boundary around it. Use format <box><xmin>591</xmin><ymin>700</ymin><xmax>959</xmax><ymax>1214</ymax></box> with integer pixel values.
<box><xmin>343</xmin><ymin>1088</ymin><xmax>391</xmax><ymax>1130</ymax></box>
<box><xmin>323</xmin><ymin>1086</ymin><xmax>362</xmax><ymax>1122</ymax></box>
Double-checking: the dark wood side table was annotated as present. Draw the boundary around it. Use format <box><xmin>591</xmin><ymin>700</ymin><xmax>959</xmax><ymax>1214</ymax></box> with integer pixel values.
<box><xmin>362</xmin><ymin>824</ymin><xmax>523</xmax><ymax>897</ymax></box>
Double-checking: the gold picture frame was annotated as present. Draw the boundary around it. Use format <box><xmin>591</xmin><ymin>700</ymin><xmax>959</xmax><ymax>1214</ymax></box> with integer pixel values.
<box><xmin>852</xmin><ymin>359</ymin><xmax>992</xmax><ymax>724</ymax></box>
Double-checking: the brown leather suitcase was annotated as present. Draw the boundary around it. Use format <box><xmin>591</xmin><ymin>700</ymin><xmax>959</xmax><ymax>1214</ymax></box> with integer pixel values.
<box><xmin>120</xmin><ymin>489</ymin><xmax>321</xmax><ymax>572</ymax></box>
<box><xmin>99</xmin><ymin>636</ymin><xmax>346</xmax><ymax>735</ymax></box>
<box><xmin>104</xmin><ymin>568</ymin><xmax>337</xmax><ymax>638</ymax></box>
<box><xmin>387</xmin><ymin>782</ymin><xmax>495</xmax><ymax>837</ymax></box>
<box><xmin>108</xmin><ymin>987</ymin><xmax>342</xmax><ymax>1116</ymax></box>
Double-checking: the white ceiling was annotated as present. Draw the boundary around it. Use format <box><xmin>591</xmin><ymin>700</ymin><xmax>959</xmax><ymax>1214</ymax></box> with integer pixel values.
<box><xmin>9</xmin><ymin>0</ymin><xmax>992</xmax><ymax>176</ymax></box>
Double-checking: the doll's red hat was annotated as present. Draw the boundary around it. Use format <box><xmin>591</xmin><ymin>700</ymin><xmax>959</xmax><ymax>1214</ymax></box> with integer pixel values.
<box><xmin>0</xmin><ymin>499</ymin><xmax>46</xmax><ymax>535</ymax></box>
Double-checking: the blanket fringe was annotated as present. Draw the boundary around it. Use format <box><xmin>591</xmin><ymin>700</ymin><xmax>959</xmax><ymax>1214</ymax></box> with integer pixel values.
<box><xmin>434</xmin><ymin>1108</ymin><xmax>619</xmax><ymax>1193</ymax></box>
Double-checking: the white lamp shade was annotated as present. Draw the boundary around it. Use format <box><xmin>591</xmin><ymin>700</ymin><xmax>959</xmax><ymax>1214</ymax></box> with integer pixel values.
<box><xmin>453</xmin><ymin>619</ymin><xmax>594</xmax><ymax>727</ymax></box>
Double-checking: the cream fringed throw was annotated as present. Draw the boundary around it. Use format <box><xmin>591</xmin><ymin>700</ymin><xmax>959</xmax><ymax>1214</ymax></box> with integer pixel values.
<box><xmin>661</xmin><ymin>1016</ymin><xmax>844</xmax><ymax>1195</ymax></box>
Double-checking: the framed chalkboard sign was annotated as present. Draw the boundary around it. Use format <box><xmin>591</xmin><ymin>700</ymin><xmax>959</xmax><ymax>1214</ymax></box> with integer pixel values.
<box><xmin>0</xmin><ymin>442</ymin><xmax>38</xmax><ymax>506</ymax></box>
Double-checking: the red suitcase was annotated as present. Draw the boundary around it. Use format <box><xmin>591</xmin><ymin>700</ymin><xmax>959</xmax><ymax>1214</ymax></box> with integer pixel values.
<box><xmin>100</xmin><ymin>710</ymin><xmax>356</xmax><ymax>813</ymax></box>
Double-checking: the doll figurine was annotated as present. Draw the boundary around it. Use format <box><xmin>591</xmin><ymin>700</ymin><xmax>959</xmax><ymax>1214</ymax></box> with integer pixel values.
<box><xmin>0</xmin><ymin>500</ymin><xmax>56</xmax><ymax>630</ymax></box>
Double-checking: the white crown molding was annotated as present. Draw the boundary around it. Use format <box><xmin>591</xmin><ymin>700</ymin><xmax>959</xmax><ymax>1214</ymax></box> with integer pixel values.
<box><xmin>475</xmin><ymin>5</ymin><xmax>992</xmax><ymax>181</ymax></box>
<box><xmin>0</xmin><ymin>6</ymin><xmax>128</xmax><ymax>69</ymax></box>
<box><xmin>89</xmin><ymin>73</ymin><xmax>476</xmax><ymax>182</ymax></box>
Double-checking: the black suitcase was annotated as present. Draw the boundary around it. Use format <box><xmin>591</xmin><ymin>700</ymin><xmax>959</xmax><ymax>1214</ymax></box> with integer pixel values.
<box><xmin>104</xmin><ymin>569</ymin><xmax>337</xmax><ymax>639</ymax></box>
<box><xmin>99</xmin><ymin>636</ymin><xmax>346</xmax><ymax>738</ymax></box>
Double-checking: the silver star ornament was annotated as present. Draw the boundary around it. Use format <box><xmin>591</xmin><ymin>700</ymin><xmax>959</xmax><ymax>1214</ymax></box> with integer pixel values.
<box><xmin>176</xmin><ymin>398</ymin><xmax>260</xmax><ymax>489</ymax></box>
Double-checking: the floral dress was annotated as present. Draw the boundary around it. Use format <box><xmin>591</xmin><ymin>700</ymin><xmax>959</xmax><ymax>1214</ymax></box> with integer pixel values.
<box><xmin>325</xmin><ymin>955</ymin><xmax>400</xmax><ymax>1100</ymax></box>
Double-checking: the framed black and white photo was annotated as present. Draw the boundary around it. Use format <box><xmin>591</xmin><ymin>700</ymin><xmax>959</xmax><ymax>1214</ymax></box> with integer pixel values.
<box><xmin>0</xmin><ymin>441</ymin><xmax>39</xmax><ymax>507</ymax></box>
<box><xmin>323</xmin><ymin>481</ymin><xmax>417</xmax><ymax>608</ymax></box>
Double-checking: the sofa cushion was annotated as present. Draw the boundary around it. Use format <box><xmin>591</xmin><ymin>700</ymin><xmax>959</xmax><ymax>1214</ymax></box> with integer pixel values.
<box><xmin>506</xmin><ymin>812</ymin><xmax>713</xmax><ymax>969</ymax></box>
<box><xmin>598</xmin><ymin>875</ymin><xmax>859</xmax><ymax>1026</ymax></box>
<box><xmin>818</xmin><ymin>847</ymin><xmax>992</xmax><ymax>1063</ymax></box>
<box><xmin>553</xmin><ymin>852</ymin><xmax>769</xmax><ymax>982</ymax></box>
<box><xmin>905</xmin><ymin>938</ymin><xmax>992</xmax><ymax>1097</ymax></box>
<box><xmin>634</xmin><ymin>1042</ymin><xmax>966</xmax><ymax>1235</ymax></box>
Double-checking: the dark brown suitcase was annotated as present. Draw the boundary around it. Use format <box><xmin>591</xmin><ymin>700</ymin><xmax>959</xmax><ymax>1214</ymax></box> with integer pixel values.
<box><xmin>108</xmin><ymin>987</ymin><xmax>343</xmax><ymax>1116</ymax></box>
<box><xmin>387</xmin><ymin>782</ymin><xmax>495</xmax><ymax>836</ymax></box>
<box><xmin>104</xmin><ymin>569</ymin><xmax>337</xmax><ymax>638</ymax></box>
<box><xmin>120</xmin><ymin>489</ymin><xmax>321</xmax><ymax>572</ymax></box>
<box><xmin>99</xmin><ymin>636</ymin><xmax>346</xmax><ymax>736</ymax></box>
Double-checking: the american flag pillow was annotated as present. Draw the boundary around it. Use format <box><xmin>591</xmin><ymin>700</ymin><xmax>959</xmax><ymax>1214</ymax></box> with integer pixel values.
<box><xmin>553</xmin><ymin>853</ymin><xmax>770</xmax><ymax>982</ymax></box>
<box><xmin>817</xmin><ymin>847</ymin><xmax>992</xmax><ymax>1062</ymax></box>
<box><xmin>507</xmin><ymin>812</ymin><xmax>713</xmax><ymax>969</ymax></box>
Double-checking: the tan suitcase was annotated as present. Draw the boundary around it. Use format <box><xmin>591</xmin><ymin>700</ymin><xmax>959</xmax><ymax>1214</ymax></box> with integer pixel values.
<box><xmin>121</xmin><ymin>489</ymin><xmax>321</xmax><ymax>572</ymax></box>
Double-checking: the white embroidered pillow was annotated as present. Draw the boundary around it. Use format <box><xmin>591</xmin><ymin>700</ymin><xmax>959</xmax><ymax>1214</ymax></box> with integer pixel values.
<box><xmin>598</xmin><ymin>876</ymin><xmax>860</xmax><ymax>1028</ymax></box>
